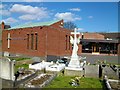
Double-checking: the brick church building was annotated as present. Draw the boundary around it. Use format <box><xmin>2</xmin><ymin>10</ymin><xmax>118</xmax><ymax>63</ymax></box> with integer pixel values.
<box><xmin>1</xmin><ymin>20</ymin><xmax>120</xmax><ymax>59</ymax></box>
<box><xmin>2</xmin><ymin>20</ymin><xmax>78</xmax><ymax>58</ymax></box>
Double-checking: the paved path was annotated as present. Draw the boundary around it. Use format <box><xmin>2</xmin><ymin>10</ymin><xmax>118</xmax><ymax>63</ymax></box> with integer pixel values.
<box><xmin>80</xmin><ymin>54</ymin><xmax>119</xmax><ymax>64</ymax></box>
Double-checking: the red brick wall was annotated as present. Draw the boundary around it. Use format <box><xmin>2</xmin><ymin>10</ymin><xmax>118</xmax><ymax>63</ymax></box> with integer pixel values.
<box><xmin>45</xmin><ymin>26</ymin><xmax>72</xmax><ymax>56</ymax></box>
<box><xmin>78</xmin><ymin>44</ymin><xmax>82</xmax><ymax>55</ymax></box>
<box><xmin>2</xmin><ymin>22</ymin><xmax>76</xmax><ymax>57</ymax></box>
<box><xmin>2</xmin><ymin>27</ymin><xmax>47</xmax><ymax>56</ymax></box>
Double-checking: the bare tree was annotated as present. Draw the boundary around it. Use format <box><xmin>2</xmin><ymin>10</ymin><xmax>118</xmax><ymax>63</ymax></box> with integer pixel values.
<box><xmin>63</xmin><ymin>21</ymin><xmax>77</xmax><ymax>30</ymax></box>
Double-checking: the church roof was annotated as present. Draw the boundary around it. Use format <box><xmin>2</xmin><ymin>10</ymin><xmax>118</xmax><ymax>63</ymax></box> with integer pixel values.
<box><xmin>7</xmin><ymin>19</ymin><xmax>62</xmax><ymax>30</ymax></box>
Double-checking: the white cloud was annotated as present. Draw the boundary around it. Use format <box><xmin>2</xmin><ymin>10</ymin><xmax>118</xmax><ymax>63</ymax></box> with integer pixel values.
<box><xmin>23</xmin><ymin>0</ymin><xmax>43</xmax><ymax>2</ymax></box>
<box><xmin>78</xmin><ymin>28</ymin><xmax>84</xmax><ymax>31</ymax></box>
<box><xmin>19</xmin><ymin>14</ymin><xmax>37</xmax><ymax>20</ymax></box>
<box><xmin>10</xmin><ymin>4</ymin><xmax>46</xmax><ymax>14</ymax></box>
<box><xmin>4</xmin><ymin>17</ymin><xmax>18</xmax><ymax>24</ymax></box>
<box><xmin>55</xmin><ymin>12</ymin><xmax>81</xmax><ymax>21</ymax></box>
<box><xmin>0</xmin><ymin>10</ymin><xmax>11</xmax><ymax>16</ymax></box>
<box><xmin>74</xmin><ymin>17</ymin><xmax>82</xmax><ymax>20</ymax></box>
<box><xmin>69</xmin><ymin>8</ymin><xmax>81</xmax><ymax>11</ymax></box>
<box><xmin>88</xmin><ymin>16</ymin><xmax>93</xmax><ymax>19</ymax></box>
<box><xmin>0</xmin><ymin>4</ymin><xmax>3</xmax><ymax>9</ymax></box>
<box><xmin>0</xmin><ymin>4</ymin><xmax>8</xmax><ymax>9</ymax></box>
<box><xmin>10</xmin><ymin>4</ymin><xmax>48</xmax><ymax>21</ymax></box>
<box><xmin>18</xmin><ymin>10</ymin><xmax>48</xmax><ymax>20</ymax></box>
<box><xmin>0</xmin><ymin>4</ymin><xmax>11</xmax><ymax>16</ymax></box>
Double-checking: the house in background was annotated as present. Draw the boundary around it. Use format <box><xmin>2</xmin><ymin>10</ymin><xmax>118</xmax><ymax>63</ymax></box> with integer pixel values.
<box><xmin>1</xmin><ymin>20</ymin><xmax>120</xmax><ymax>61</ymax></box>
<box><xmin>81</xmin><ymin>32</ymin><xmax>120</xmax><ymax>55</ymax></box>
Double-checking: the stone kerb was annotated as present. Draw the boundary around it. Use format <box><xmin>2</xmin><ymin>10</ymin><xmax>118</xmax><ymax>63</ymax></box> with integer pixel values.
<box><xmin>0</xmin><ymin>57</ymin><xmax>15</xmax><ymax>81</ymax></box>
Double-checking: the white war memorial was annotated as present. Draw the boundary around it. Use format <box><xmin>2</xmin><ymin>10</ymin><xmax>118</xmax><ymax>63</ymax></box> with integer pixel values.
<box><xmin>65</xmin><ymin>28</ymin><xmax>86</xmax><ymax>76</ymax></box>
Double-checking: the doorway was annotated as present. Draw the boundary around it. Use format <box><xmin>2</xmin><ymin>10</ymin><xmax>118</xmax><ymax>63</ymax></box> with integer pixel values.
<box><xmin>92</xmin><ymin>43</ymin><xmax>100</xmax><ymax>53</ymax></box>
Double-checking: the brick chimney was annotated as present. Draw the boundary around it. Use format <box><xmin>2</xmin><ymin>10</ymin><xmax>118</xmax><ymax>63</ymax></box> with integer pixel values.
<box><xmin>1</xmin><ymin>21</ymin><xmax>5</xmax><ymax>30</ymax></box>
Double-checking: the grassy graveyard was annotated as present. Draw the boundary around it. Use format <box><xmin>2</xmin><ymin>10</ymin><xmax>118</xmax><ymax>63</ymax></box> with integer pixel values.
<box><xmin>9</xmin><ymin>57</ymin><xmax>30</xmax><ymax>61</ymax></box>
<box><xmin>9</xmin><ymin>57</ymin><xmax>30</xmax><ymax>72</ymax></box>
<box><xmin>45</xmin><ymin>75</ymin><xmax>105</xmax><ymax>88</ymax></box>
<box><xmin>15</xmin><ymin>64</ymin><xmax>29</xmax><ymax>72</ymax></box>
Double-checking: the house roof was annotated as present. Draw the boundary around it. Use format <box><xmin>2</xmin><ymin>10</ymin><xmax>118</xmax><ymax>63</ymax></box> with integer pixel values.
<box><xmin>100</xmin><ymin>32</ymin><xmax>120</xmax><ymax>39</ymax></box>
<box><xmin>7</xmin><ymin>19</ymin><xmax>62</xmax><ymax>30</ymax></box>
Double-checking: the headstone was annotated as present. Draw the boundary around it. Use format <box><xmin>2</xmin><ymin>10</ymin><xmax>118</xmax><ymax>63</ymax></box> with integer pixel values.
<box><xmin>85</xmin><ymin>65</ymin><xmax>99</xmax><ymax>78</ymax></box>
<box><xmin>0</xmin><ymin>57</ymin><xmax>15</xmax><ymax>81</ymax></box>
<box><xmin>4</xmin><ymin>51</ymin><xmax>10</xmax><ymax>57</ymax></box>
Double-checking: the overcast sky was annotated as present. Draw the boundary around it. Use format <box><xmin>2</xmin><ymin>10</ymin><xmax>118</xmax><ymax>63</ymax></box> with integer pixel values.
<box><xmin>0</xmin><ymin>1</ymin><xmax>119</xmax><ymax>32</ymax></box>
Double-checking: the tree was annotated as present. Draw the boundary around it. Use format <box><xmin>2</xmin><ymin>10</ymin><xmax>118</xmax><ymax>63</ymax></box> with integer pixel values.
<box><xmin>63</xmin><ymin>21</ymin><xmax>77</xmax><ymax>30</ymax></box>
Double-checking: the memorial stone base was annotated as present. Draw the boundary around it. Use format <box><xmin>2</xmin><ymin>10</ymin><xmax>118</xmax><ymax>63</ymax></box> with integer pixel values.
<box><xmin>65</xmin><ymin>67</ymin><xmax>83</xmax><ymax>76</ymax></box>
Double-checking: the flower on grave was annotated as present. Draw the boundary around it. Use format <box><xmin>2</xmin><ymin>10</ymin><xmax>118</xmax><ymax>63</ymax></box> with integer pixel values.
<box><xmin>69</xmin><ymin>78</ymin><xmax>80</xmax><ymax>87</ymax></box>
<box><xmin>100</xmin><ymin>61</ymin><xmax>103</xmax><ymax>64</ymax></box>
<box><xmin>71</xmin><ymin>79</ymin><xmax>75</xmax><ymax>82</ymax></box>
<box><xmin>103</xmin><ymin>60</ymin><xmax>106</xmax><ymax>64</ymax></box>
<box><xmin>87</xmin><ymin>62</ymin><xmax>90</xmax><ymax>65</ymax></box>
<box><xmin>75</xmin><ymin>77</ymin><xmax>81</xmax><ymax>83</ymax></box>
<box><xmin>107</xmin><ymin>64</ymin><xmax>109</xmax><ymax>66</ymax></box>
<box><xmin>69</xmin><ymin>79</ymin><xmax>75</xmax><ymax>84</ymax></box>
<box><xmin>97</xmin><ymin>60</ymin><xmax>100</xmax><ymax>63</ymax></box>
<box><xmin>75</xmin><ymin>77</ymin><xmax>81</xmax><ymax>80</ymax></box>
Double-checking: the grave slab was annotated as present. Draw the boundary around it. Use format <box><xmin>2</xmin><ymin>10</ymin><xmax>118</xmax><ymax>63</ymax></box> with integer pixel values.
<box><xmin>29</xmin><ymin>61</ymin><xmax>53</xmax><ymax>70</ymax></box>
<box><xmin>46</xmin><ymin>64</ymin><xmax>65</xmax><ymax>72</ymax></box>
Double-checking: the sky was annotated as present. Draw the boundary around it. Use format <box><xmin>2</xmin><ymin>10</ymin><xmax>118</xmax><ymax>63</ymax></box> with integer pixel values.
<box><xmin>0</xmin><ymin>1</ymin><xmax>118</xmax><ymax>32</ymax></box>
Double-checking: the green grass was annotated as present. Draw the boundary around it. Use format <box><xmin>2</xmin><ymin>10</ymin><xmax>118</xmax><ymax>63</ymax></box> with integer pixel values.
<box><xmin>45</xmin><ymin>76</ymin><xmax>104</xmax><ymax>88</ymax></box>
<box><xmin>9</xmin><ymin>57</ymin><xmax>30</xmax><ymax>61</ymax></box>
<box><xmin>15</xmin><ymin>64</ymin><xmax>29</xmax><ymax>72</ymax></box>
